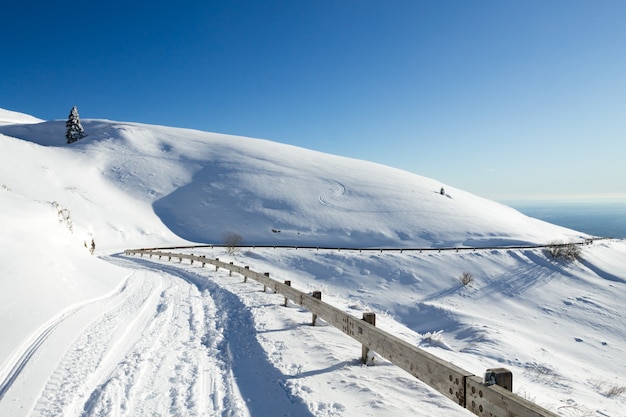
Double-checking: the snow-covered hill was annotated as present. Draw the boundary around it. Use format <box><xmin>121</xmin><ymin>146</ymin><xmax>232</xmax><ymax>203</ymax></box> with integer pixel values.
<box><xmin>0</xmin><ymin>108</ymin><xmax>624</xmax><ymax>417</ymax></box>
<box><xmin>0</xmin><ymin>108</ymin><xmax>43</xmax><ymax>125</ymax></box>
<box><xmin>0</xmin><ymin>109</ymin><xmax>584</xmax><ymax>250</ymax></box>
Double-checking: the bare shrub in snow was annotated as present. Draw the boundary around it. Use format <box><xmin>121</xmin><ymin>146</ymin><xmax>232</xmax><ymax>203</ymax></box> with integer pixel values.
<box><xmin>524</xmin><ymin>362</ymin><xmax>569</xmax><ymax>389</ymax></box>
<box><xmin>557</xmin><ymin>405</ymin><xmax>595</xmax><ymax>417</ymax></box>
<box><xmin>51</xmin><ymin>201</ymin><xmax>73</xmax><ymax>232</ymax></box>
<box><xmin>459</xmin><ymin>272</ymin><xmax>474</xmax><ymax>286</ymax></box>
<box><xmin>516</xmin><ymin>388</ymin><xmax>536</xmax><ymax>402</ymax></box>
<box><xmin>545</xmin><ymin>240</ymin><xmax>582</xmax><ymax>261</ymax></box>
<box><xmin>589</xmin><ymin>378</ymin><xmax>626</xmax><ymax>398</ymax></box>
<box><xmin>605</xmin><ymin>385</ymin><xmax>626</xmax><ymax>398</ymax></box>
<box><xmin>223</xmin><ymin>232</ymin><xmax>244</xmax><ymax>255</ymax></box>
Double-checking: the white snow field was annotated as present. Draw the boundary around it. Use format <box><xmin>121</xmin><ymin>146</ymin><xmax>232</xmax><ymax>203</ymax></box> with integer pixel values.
<box><xmin>0</xmin><ymin>108</ymin><xmax>624</xmax><ymax>417</ymax></box>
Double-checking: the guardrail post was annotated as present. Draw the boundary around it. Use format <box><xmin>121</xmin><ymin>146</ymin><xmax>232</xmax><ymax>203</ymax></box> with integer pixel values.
<box><xmin>284</xmin><ymin>281</ymin><xmax>291</xmax><ymax>306</ymax></box>
<box><xmin>244</xmin><ymin>266</ymin><xmax>249</xmax><ymax>282</ymax></box>
<box><xmin>483</xmin><ymin>368</ymin><xmax>512</xmax><ymax>391</ymax></box>
<box><xmin>311</xmin><ymin>291</ymin><xmax>322</xmax><ymax>325</ymax></box>
<box><xmin>201</xmin><ymin>256</ymin><xmax>206</xmax><ymax>267</ymax></box>
<box><xmin>215</xmin><ymin>258</ymin><xmax>219</xmax><ymax>271</ymax></box>
<box><xmin>229</xmin><ymin>262</ymin><xmax>234</xmax><ymax>276</ymax></box>
<box><xmin>361</xmin><ymin>312</ymin><xmax>376</xmax><ymax>364</ymax></box>
<box><xmin>190</xmin><ymin>254</ymin><xmax>194</xmax><ymax>265</ymax></box>
<box><xmin>263</xmin><ymin>273</ymin><xmax>270</xmax><ymax>292</ymax></box>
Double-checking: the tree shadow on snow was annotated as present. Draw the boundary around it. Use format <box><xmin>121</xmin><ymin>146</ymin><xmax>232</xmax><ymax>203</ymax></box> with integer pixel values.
<box><xmin>286</xmin><ymin>359</ymin><xmax>363</xmax><ymax>379</ymax></box>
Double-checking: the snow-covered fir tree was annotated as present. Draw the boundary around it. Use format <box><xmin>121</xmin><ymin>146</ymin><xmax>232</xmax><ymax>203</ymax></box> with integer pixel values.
<box><xmin>65</xmin><ymin>106</ymin><xmax>87</xmax><ymax>144</ymax></box>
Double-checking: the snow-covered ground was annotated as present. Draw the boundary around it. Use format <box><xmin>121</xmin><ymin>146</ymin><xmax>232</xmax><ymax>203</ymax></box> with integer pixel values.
<box><xmin>0</xmin><ymin>108</ymin><xmax>624</xmax><ymax>416</ymax></box>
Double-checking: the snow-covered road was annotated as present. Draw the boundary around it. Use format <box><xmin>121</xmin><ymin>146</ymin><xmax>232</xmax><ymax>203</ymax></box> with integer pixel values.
<box><xmin>0</xmin><ymin>253</ymin><xmax>472</xmax><ymax>417</ymax></box>
<box><xmin>2</xmin><ymin>257</ymin><xmax>248</xmax><ymax>417</ymax></box>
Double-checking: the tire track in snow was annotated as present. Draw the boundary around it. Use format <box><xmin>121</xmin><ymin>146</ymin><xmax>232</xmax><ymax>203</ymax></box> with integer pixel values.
<box><xmin>118</xmin><ymin>255</ymin><xmax>315</xmax><ymax>417</ymax></box>
<box><xmin>102</xmin><ymin>256</ymin><xmax>252</xmax><ymax>417</ymax></box>
<box><xmin>122</xmin><ymin>259</ymin><xmax>251</xmax><ymax>417</ymax></box>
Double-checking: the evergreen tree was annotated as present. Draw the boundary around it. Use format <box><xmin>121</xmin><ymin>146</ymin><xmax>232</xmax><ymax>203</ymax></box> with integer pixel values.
<box><xmin>65</xmin><ymin>106</ymin><xmax>87</xmax><ymax>144</ymax></box>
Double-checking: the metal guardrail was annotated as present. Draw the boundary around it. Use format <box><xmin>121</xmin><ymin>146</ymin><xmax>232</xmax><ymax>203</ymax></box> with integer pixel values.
<box><xmin>130</xmin><ymin>238</ymin><xmax>606</xmax><ymax>254</ymax></box>
<box><xmin>125</xmin><ymin>248</ymin><xmax>560</xmax><ymax>417</ymax></box>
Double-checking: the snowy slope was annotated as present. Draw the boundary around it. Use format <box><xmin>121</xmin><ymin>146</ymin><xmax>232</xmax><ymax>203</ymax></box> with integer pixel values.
<box><xmin>0</xmin><ymin>108</ymin><xmax>624</xmax><ymax>417</ymax></box>
<box><xmin>0</xmin><ymin>108</ymin><xmax>43</xmax><ymax>125</ymax></box>
<box><xmin>0</xmin><ymin>112</ymin><xmax>585</xmax><ymax>249</ymax></box>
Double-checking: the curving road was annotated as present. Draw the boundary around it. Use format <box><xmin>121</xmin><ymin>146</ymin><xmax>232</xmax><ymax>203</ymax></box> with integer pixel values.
<box><xmin>0</xmin><ymin>257</ymin><xmax>248</xmax><ymax>417</ymax></box>
<box><xmin>0</xmin><ymin>252</ymin><xmax>474</xmax><ymax>417</ymax></box>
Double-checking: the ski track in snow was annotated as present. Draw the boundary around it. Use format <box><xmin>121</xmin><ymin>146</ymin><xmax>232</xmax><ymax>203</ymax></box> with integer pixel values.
<box><xmin>318</xmin><ymin>180</ymin><xmax>347</xmax><ymax>210</ymax></box>
<box><xmin>26</xmin><ymin>256</ymin><xmax>248</xmax><ymax>417</ymax></box>
<box><xmin>0</xmin><ymin>278</ymin><xmax>134</xmax><ymax>403</ymax></box>
<box><xmin>317</xmin><ymin>179</ymin><xmax>437</xmax><ymax>215</ymax></box>
<box><xmin>0</xmin><ymin>305</ymin><xmax>84</xmax><ymax>402</ymax></box>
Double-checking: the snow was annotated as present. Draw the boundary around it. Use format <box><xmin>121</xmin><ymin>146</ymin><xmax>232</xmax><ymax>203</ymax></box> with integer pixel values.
<box><xmin>0</xmin><ymin>107</ymin><xmax>624</xmax><ymax>417</ymax></box>
<box><xmin>0</xmin><ymin>108</ymin><xmax>43</xmax><ymax>126</ymax></box>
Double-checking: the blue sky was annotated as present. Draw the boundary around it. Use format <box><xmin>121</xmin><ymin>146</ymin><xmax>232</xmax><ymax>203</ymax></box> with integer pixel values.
<box><xmin>2</xmin><ymin>1</ymin><xmax>625</xmax><ymax>201</ymax></box>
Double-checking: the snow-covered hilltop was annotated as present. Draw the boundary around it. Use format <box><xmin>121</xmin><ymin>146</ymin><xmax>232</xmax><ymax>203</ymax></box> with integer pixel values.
<box><xmin>0</xmin><ymin>108</ymin><xmax>43</xmax><ymax>126</ymax></box>
<box><xmin>0</xmin><ymin>108</ymin><xmax>624</xmax><ymax>417</ymax></box>
<box><xmin>0</xmin><ymin>108</ymin><xmax>584</xmax><ymax>251</ymax></box>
